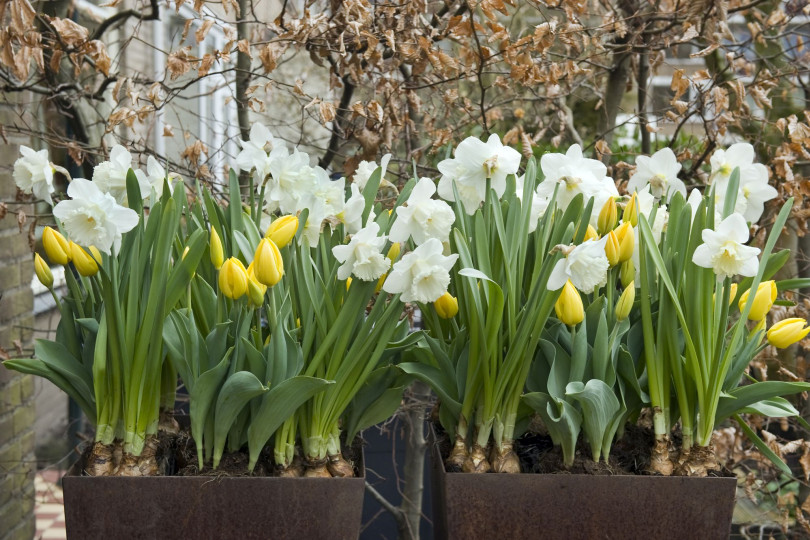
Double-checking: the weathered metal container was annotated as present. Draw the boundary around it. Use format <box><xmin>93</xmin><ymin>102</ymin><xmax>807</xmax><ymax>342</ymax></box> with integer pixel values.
<box><xmin>63</xmin><ymin>448</ymin><xmax>366</xmax><ymax>540</ymax></box>
<box><xmin>430</xmin><ymin>439</ymin><xmax>736</xmax><ymax>540</ymax></box>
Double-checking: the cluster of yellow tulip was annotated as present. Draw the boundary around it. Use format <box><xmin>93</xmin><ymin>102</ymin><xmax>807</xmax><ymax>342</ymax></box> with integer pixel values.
<box><xmin>213</xmin><ymin>216</ymin><xmax>295</xmax><ymax>304</ymax></box>
<box><xmin>36</xmin><ymin>226</ymin><xmax>102</xmax><ymax>283</ymax></box>
<box><xmin>732</xmin><ymin>280</ymin><xmax>810</xmax><ymax>349</ymax></box>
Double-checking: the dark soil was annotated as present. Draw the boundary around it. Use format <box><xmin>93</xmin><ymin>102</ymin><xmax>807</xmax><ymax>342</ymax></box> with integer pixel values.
<box><xmin>174</xmin><ymin>430</ymin><xmax>363</xmax><ymax>477</ymax></box>
<box><xmin>434</xmin><ymin>421</ymin><xmax>732</xmax><ymax>477</ymax></box>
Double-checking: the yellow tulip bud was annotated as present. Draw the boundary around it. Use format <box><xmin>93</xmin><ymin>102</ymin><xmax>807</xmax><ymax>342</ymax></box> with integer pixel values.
<box><xmin>89</xmin><ymin>246</ymin><xmax>103</xmax><ymax>266</ymax></box>
<box><xmin>434</xmin><ymin>292</ymin><xmax>459</xmax><ymax>319</ymax></box>
<box><xmin>219</xmin><ymin>257</ymin><xmax>249</xmax><ymax>299</ymax></box>
<box><xmin>182</xmin><ymin>246</ymin><xmax>190</xmax><ymax>260</ymax></box>
<box><xmin>34</xmin><ymin>253</ymin><xmax>53</xmax><ymax>289</ymax></box>
<box><xmin>555</xmin><ymin>281</ymin><xmax>584</xmax><ymax>327</ymax></box>
<box><xmin>738</xmin><ymin>281</ymin><xmax>777</xmax><ymax>321</ymax></box>
<box><xmin>253</xmin><ymin>238</ymin><xmax>284</xmax><ymax>287</ymax></box>
<box><xmin>42</xmin><ymin>226</ymin><xmax>70</xmax><ymax>265</ymax></box>
<box><xmin>767</xmin><ymin>318</ymin><xmax>810</xmax><ymax>348</ymax></box>
<box><xmin>597</xmin><ymin>198</ymin><xmax>618</xmax><ymax>235</ymax></box>
<box><xmin>69</xmin><ymin>242</ymin><xmax>99</xmax><ymax>277</ymax></box>
<box><xmin>620</xmin><ymin>259</ymin><xmax>635</xmax><ymax>289</ymax></box>
<box><xmin>615</xmin><ymin>283</ymin><xmax>635</xmax><ymax>321</ymax></box>
<box><xmin>623</xmin><ymin>193</ymin><xmax>639</xmax><ymax>227</ymax></box>
<box><xmin>210</xmin><ymin>227</ymin><xmax>224</xmax><ymax>270</ymax></box>
<box><xmin>346</xmin><ymin>277</ymin><xmax>353</xmax><ymax>291</ymax></box>
<box><xmin>615</xmin><ymin>221</ymin><xmax>634</xmax><ymax>263</ymax></box>
<box><xmin>375</xmin><ymin>274</ymin><xmax>386</xmax><ymax>293</ymax></box>
<box><xmin>265</xmin><ymin>215</ymin><xmax>298</xmax><ymax>248</ymax></box>
<box><xmin>386</xmin><ymin>242</ymin><xmax>401</xmax><ymax>263</ymax></box>
<box><xmin>246</xmin><ymin>262</ymin><xmax>267</xmax><ymax>307</ymax></box>
<box><xmin>604</xmin><ymin>231</ymin><xmax>620</xmax><ymax>267</ymax></box>
<box><xmin>583</xmin><ymin>224</ymin><xmax>599</xmax><ymax>242</ymax></box>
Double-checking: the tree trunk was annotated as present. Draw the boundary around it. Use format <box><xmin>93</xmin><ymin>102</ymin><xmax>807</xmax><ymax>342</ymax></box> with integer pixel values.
<box><xmin>398</xmin><ymin>381</ymin><xmax>429</xmax><ymax>540</ymax></box>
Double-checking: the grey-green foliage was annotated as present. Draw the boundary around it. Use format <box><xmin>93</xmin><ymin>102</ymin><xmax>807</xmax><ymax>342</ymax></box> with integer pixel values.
<box><xmin>523</xmin><ymin>298</ymin><xmax>647</xmax><ymax>465</ymax></box>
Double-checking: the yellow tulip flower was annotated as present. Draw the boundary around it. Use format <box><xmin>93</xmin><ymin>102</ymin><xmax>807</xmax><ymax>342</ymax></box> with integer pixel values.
<box><xmin>219</xmin><ymin>257</ymin><xmax>249</xmax><ymax>299</ymax></box>
<box><xmin>246</xmin><ymin>262</ymin><xmax>268</xmax><ymax>307</ymax></box>
<box><xmin>42</xmin><ymin>226</ymin><xmax>70</xmax><ymax>265</ymax></box>
<box><xmin>738</xmin><ymin>281</ymin><xmax>776</xmax><ymax>321</ymax></box>
<box><xmin>253</xmin><ymin>238</ymin><xmax>284</xmax><ymax>287</ymax></box>
<box><xmin>69</xmin><ymin>242</ymin><xmax>99</xmax><ymax>277</ymax></box>
<box><xmin>265</xmin><ymin>215</ymin><xmax>298</xmax><ymax>248</ymax></box>
<box><xmin>623</xmin><ymin>193</ymin><xmax>639</xmax><ymax>227</ymax></box>
<box><xmin>604</xmin><ymin>231</ymin><xmax>620</xmax><ymax>267</ymax></box>
<box><xmin>555</xmin><ymin>280</ymin><xmax>584</xmax><ymax>327</ymax></box>
<box><xmin>767</xmin><ymin>318</ymin><xmax>810</xmax><ymax>348</ymax></box>
<box><xmin>434</xmin><ymin>292</ymin><xmax>459</xmax><ymax>319</ymax></box>
<box><xmin>210</xmin><ymin>227</ymin><xmax>224</xmax><ymax>270</ymax></box>
<box><xmin>620</xmin><ymin>259</ymin><xmax>635</xmax><ymax>288</ymax></box>
<box><xmin>34</xmin><ymin>253</ymin><xmax>53</xmax><ymax>288</ymax></box>
<box><xmin>615</xmin><ymin>221</ymin><xmax>634</xmax><ymax>263</ymax></box>
<box><xmin>597</xmin><ymin>198</ymin><xmax>618</xmax><ymax>235</ymax></box>
<box><xmin>615</xmin><ymin>283</ymin><xmax>635</xmax><ymax>321</ymax></box>
<box><xmin>583</xmin><ymin>224</ymin><xmax>599</xmax><ymax>242</ymax></box>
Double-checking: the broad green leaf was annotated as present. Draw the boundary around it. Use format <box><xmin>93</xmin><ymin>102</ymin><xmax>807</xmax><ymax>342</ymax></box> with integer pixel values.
<box><xmin>189</xmin><ymin>351</ymin><xmax>231</xmax><ymax>468</ymax></box>
<box><xmin>715</xmin><ymin>381</ymin><xmax>810</xmax><ymax>421</ymax></box>
<box><xmin>523</xmin><ymin>392</ymin><xmax>581</xmax><ymax>467</ymax></box>
<box><xmin>246</xmin><ymin>376</ymin><xmax>332</xmax><ymax>471</ymax></box>
<box><xmin>566</xmin><ymin>380</ymin><xmax>621</xmax><ymax>462</ymax></box>
<box><xmin>213</xmin><ymin>371</ymin><xmax>268</xmax><ymax>468</ymax></box>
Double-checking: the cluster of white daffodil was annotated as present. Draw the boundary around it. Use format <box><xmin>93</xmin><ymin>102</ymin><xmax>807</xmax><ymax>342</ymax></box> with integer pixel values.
<box><xmin>12</xmin><ymin>144</ymin><xmax>186</xmax><ymax>255</ymax></box>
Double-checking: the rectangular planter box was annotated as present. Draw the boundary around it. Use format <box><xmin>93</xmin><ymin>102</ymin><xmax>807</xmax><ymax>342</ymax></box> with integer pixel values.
<box><xmin>430</xmin><ymin>439</ymin><xmax>736</xmax><ymax>540</ymax></box>
<box><xmin>63</xmin><ymin>448</ymin><xmax>366</xmax><ymax>540</ymax></box>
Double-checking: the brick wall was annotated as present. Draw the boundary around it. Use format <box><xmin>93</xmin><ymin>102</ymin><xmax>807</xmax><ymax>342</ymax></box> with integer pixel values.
<box><xmin>0</xmin><ymin>100</ymin><xmax>36</xmax><ymax>540</ymax></box>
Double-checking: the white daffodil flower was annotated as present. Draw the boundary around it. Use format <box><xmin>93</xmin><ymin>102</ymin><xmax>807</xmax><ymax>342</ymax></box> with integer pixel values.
<box><xmin>332</xmin><ymin>222</ymin><xmax>390</xmax><ymax>281</ymax></box>
<box><xmin>437</xmin><ymin>134</ymin><xmax>521</xmax><ymax>215</ymax></box>
<box><xmin>52</xmin><ymin>178</ymin><xmax>139</xmax><ymax>254</ymax></box>
<box><xmin>627</xmin><ymin>147</ymin><xmax>684</xmax><ymax>200</ymax></box>
<box><xmin>135</xmin><ymin>155</ymin><xmax>180</xmax><ymax>197</ymax></box>
<box><xmin>310</xmin><ymin>175</ymin><xmax>346</xmax><ymax>218</ymax></box>
<box><xmin>14</xmin><ymin>146</ymin><xmax>55</xmax><ymax>205</ymax></box>
<box><xmin>536</xmin><ymin>143</ymin><xmax>618</xmax><ymax>211</ymax></box>
<box><xmin>338</xmin><ymin>183</ymin><xmax>367</xmax><ymax>234</ymax></box>
<box><xmin>93</xmin><ymin>145</ymin><xmax>151</xmax><ymax>205</ymax></box>
<box><xmin>235</xmin><ymin>123</ymin><xmax>279</xmax><ymax>181</ymax></box>
<box><xmin>547</xmin><ymin>236</ymin><xmax>610</xmax><ymax>294</ymax></box>
<box><xmin>692</xmin><ymin>212</ymin><xmax>761</xmax><ymax>280</ymax></box>
<box><xmin>710</xmin><ymin>143</ymin><xmax>776</xmax><ymax>223</ymax></box>
<box><xmin>266</xmin><ymin>148</ymin><xmax>322</xmax><ymax>214</ymax></box>
<box><xmin>383</xmin><ymin>238</ymin><xmax>459</xmax><ymax>302</ymax></box>
<box><xmin>389</xmin><ymin>178</ymin><xmax>455</xmax><ymax>245</ymax></box>
<box><xmin>353</xmin><ymin>154</ymin><xmax>392</xmax><ymax>191</ymax></box>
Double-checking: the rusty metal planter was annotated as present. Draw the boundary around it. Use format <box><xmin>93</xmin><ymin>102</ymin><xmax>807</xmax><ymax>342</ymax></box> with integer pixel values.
<box><xmin>430</xmin><ymin>438</ymin><xmax>736</xmax><ymax>540</ymax></box>
<box><xmin>63</xmin><ymin>448</ymin><xmax>366</xmax><ymax>540</ymax></box>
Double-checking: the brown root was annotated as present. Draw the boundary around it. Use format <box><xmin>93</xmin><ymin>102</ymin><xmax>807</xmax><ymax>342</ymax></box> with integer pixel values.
<box><xmin>648</xmin><ymin>436</ymin><xmax>674</xmax><ymax>476</ymax></box>
<box><xmin>86</xmin><ymin>442</ymin><xmax>115</xmax><ymax>476</ymax></box>
<box><xmin>158</xmin><ymin>409</ymin><xmax>180</xmax><ymax>435</ymax></box>
<box><xmin>489</xmin><ymin>442</ymin><xmax>521</xmax><ymax>474</ymax></box>
<box><xmin>446</xmin><ymin>435</ymin><xmax>468</xmax><ymax>470</ymax></box>
<box><xmin>462</xmin><ymin>444</ymin><xmax>491</xmax><ymax>473</ymax></box>
<box><xmin>676</xmin><ymin>445</ymin><xmax>716</xmax><ymax>477</ymax></box>
<box><xmin>303</xmin><ymin>457</ymin><xmax>331</xmax><ymax>478</ymax></box>
<box><xmin>326</xmin><ymin>452</ymin><xmax>354</xmax><ymax>478</ymax></box>
<box><xmin>114</xmin><ymin>437</ymin><xmax>159</xmax><ymax>477</ymax></box>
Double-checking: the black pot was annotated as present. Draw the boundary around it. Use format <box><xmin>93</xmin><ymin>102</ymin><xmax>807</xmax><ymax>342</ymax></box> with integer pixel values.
<box><xmin>63</xmin><ymin>447</ymin><xmax>366</xmax><ymax>540</ymax></box>
<box><xmin>430</xmin><ymin>433</ymin><xmax>736</xmax><ymax>540</ymax></box>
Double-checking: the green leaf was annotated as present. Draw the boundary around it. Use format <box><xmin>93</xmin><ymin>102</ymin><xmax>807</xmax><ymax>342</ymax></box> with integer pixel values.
<box><xmin>739</xmin><ymin>398</ymin><xmax>800</xmax><ymax>418</ymax></box>
<box><xmin>715</xmin><ymin>381</ymin><xmax>810</xmax><ymax>421</ymax></box>
<box><xmin>213</xmin><ymin>371</ymin><xmax>268</xmax><ymax>468</ymax></box>
<box><xmin>189</xmin><ymin>350</ymin><xmax>231</xmax><ymax>468</ymax></box>
<box><xmin>523</xmin><ymin>392</ymin><xmax>581</xmax><ymax>467</ymax></box>
<box><xmin>246</xmin><ymin>376</ymin><xmax>332</xmax><ymax>471</ymax></box>
<box><xmin>566</xmin><ymin>380</ymin><xmax>621</xmax><ymax>462</ymax></box>
<box><xmin>398</xmin><ymin>361</ymin><xmax>461</xmax><ymax>417</ymax></box>
<box><xmin>734</xmin><ymin>414</ymin><xmax>791</xmax><ymax>475</ymax></box>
